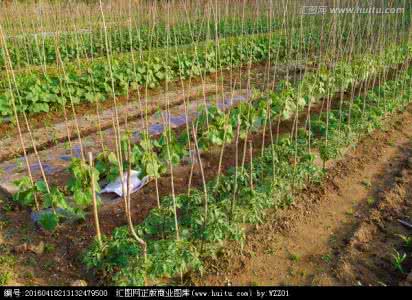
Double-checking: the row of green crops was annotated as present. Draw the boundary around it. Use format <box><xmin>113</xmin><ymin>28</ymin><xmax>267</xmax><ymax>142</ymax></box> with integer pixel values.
<box><xmin>82</xmin><ymin>61</ymin><xmax>412</xmax><ymax>285</ymax></box>
<box><xmin>3</xmin><ymin>6</ymin><xmax>409</xmax><ymax>72</ymax></box>
<box><xmin>1</xmin><ymin>17</ymin><xmax>281</xmax><ymax>70</ymax></box>
<box><xmin>2</xmin><ymin>7</ymin><xmax>408</xmax><ymax>121</ymax></box>
<box><xmin>0</xmin><ymin>30</ymin><xmax>321</xmax><ymax>120</ymax></box>
<box><xmin>11</xmin><ymin>40</ymin><xmax>412</xmax><ymax>232</ymax></box>
<box><xmin>1</xmin><ymin>8</ymin><xmax>409</xmax><ymax>121</ymax></box>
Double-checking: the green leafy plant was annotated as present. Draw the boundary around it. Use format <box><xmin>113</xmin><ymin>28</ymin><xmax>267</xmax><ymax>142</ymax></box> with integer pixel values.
<box><xmin>12</xmin><ymin>176</ymin><xmax>37</xmax><ymax>207</ymax></box>
<box><xmin>397</xmin><ymin>234</ymin><xmax>412</xmax><ymax>249</ymax></box>
<box><xmin>0</xmin><ymin>271</ymin><xmax>12</xmax><ymax>286</ymax></box>
<box><xmin>83</xmin><ymin>60</ymin><xmax>412</xmax><ymax>285</ymax></box>
<box><xmin>156</xmin><ymin>128</ymin><xmax>187</xmax><ymax>166</ymax></box>
<box><xmin>95</xmin><ymin>150</ymin><xmax>120</xmax><ymax>183</ymax></box>
<box><xmin>68</xmin><ymin>158</ymin><xmax>100</xmax><ymax>210</ymax></box>
<box><xmin>131</xmin><ymin>132</ymin><xmax>163</xmax><ymax>178</ymax></box>
<box><xmin>392</xmin><ymin>249</ymin><xmax>407</xmax><ymax>273</ymax></box>
<box><xmin>38</xmin><ymin>211</ymin><xmax>59</xmax><ymax>231</ymax></box>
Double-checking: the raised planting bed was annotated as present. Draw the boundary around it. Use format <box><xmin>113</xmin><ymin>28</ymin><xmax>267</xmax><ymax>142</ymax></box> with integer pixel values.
<box><xmin>0</xmin><ymin>88</ymin><xmax>250</xmax><ymax>199</ymax></box>
<box><xmin>0</xmin><ymin>84</ymin><xmax>217</xmax><ymax>162</ymax></box>
<box><xmin>6</xmin><ymin>41</ymin><xmax>412</xmax><ymax>234</ymax></box>
<box><xmin>82</xmin><ymin>63</ymin><xmax>412</xmax><ymax>285</ymax></box>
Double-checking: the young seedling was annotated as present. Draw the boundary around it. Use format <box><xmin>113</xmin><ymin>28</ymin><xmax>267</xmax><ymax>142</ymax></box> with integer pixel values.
<box><xmin>366</xmin><ymin>196</ymin><xmax>375</xmax><ymax>206</ymax></box>
<box><xmin>392</xmin><ymin>249</ymin><xmax>407</xmax><ymax>273</ymax></box>
<box><xmin>397</xmin><ymin>234</ymin><xmax>412</xmax><ymax>249</ymax></box>
<box><xmin>321</xmin><ymin>254</ymin><xmax>333</xmax><ymax>264</ymax></box>
<box><xmin>361</xmin><ymin>179</ymin><xmax>372</xmax><ymax>188</ymax></box>
<box><xmin>44</xmin><ymin>243</ymin><xmax>56</xmax><ymax>254</ymax></box>
<box><xmin>345</xmin><ymin>208</ymin><xmax>354</xmax><ymax>216</ymax></box>
<box><xmin>288</xmin><ymin>252</ymin><xmax>301</xmax><ymax>262</ymax></box>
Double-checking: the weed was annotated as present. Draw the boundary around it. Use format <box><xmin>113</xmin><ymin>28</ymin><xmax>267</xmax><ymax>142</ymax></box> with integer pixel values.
<box><xmin>44</xmin><ymin>243</ymin><xmax>56</xmax><ymax>254</ymax></box>
<box><xmin>345</xmin><ymin>208</ymin><xmax>354</xmax><ymax>216</ymax></box>
<box><xmin>329</xmin><ymin>235</ymin><xmax>337</xmax><ymax>245</ymax></box>
<box><xmin>288</xmin><ymin>253</ymin><xmax>301</xmax><ymax>262</ymax></box>
<box><xmin>1</xmin><ymin>201</ymin><xmax>13</xmax><ymax>213</ymax></box>
<box><xmin>44</xmin><ymin>261</ymin><xmax>55</xmax><ymax>271</ymax></box>
<box><xmin>366</xmin><ymin>197</ymin><xmax>375</xmax><ymax>206</ymax></box>
<box><xmin>0</xmin><ymin>271</ymin><xmax>12</xmax><ymax>286</ymax></box>
<box><xmin>397</xmin><ymin>234</ymin><xmax>412</xmax><ymax>249</ymax></box>
<box><xmin>25</xmin><ymin>257</ymin><xmax>37</xmax><ymax>268</ymax></box>
<box><xmin>361</xmin><ymin>179</ymin><xmax>372</xmax><ymax>188</ymax></box>
<box><xmin>0</xmin><ymin>254</ymin><xmax>17</xmax><ymax>267</ymax></box>
<box><xmin>264</xmin><ymin>248</ymin><xmax>275</xmax><ymax>255</ymax></box>
<box><xmin>321</xmin><ymin>254</ymin><xmax>332</xmax><ymax>264</ymax></box>
<box><xmin>392</xmin><ymin>249</ymin><xmax>407</xmax><ymax>273</ymax></box>
<box><xmin>0</xmin><ymin>220</ymin><xmax>9</xmax><ymax>230</ymax></box>
<box><xmin>23</xmin><ymin>271</ymin><xmax>34</xmax><ymax>280</ymax></box>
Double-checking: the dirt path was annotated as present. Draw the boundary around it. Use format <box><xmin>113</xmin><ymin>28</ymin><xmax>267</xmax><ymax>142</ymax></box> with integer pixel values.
<box><xmin>195</xmin><ymin>104</ymin><xmax>412</xmax><ymax>286</ymax></box>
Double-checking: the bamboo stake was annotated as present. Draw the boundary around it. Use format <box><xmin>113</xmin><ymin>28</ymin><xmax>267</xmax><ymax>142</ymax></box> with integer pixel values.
<box><xmin>88</xmin><ymin>152</ymin><xmax>102</xmax><ymax>247</ymax></box>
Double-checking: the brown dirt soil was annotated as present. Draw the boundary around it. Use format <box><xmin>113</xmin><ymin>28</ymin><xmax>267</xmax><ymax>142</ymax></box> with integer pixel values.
<box><xmin>193</xmin><ymin>105</ymin><xmax>412</xmax><ymax>286</ymax></box>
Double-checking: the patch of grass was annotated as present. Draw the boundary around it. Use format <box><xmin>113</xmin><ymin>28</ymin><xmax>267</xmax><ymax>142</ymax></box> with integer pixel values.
<box><xmin>44</xmin><ymin>261</ymin><xmax>55</xmax><ymax>271</ymax></box>
<box><xmin>397</xmin><ymin>234</ymin><xmax>412</xmax><ymax>249</ymax></box>
<box><xmin>64</xmin><ymin>142</ymin><xmax>71</xmax><ymax>151</ymax></box>
<box><xmin>264</xmin><ymin>247</ymin><xmax>275</xmax><ymax>255</ymax></box>
<box><xmin>367</xmin><ymin>196</ymin><xmax>376</xmax><ymax>206</ymax></box>
<box><xmin>288</xmin><ymin>252</ymin><xmax>301</xmax><ymax>262</ymax></box>
<box><xmin>345</xmin><ymin>208</ymin><xmax>354</xmax><ymax>216</ymax></box>
<box><xmin>392</xmin><ymin>249</ymin><xmax>407</xmax><ymax>273</ymax></box>
<box><xmin>23</xmin><ymin>271</ymin><xmax>34</xmax><ymax>280</ymax></box>
<box><xmin>25</xmin><ymin>257</ymin><xmax>37</xmax><ymax>267</ymax></box>
<box><xmin>0</xmin><ymin>252</ymin><xmax>16</xmax><ymax>286</ymax></box>
<box><xmin>0</xmin><ymin>199</ymin><xmax>13</xmax><ymax>212</ymax></box>
<box><xmin>387</xmin><ymin>140</ymin><xmax>396</xmax><ymax>147</ymax></box>
<box><xmin>44</xmin><ymin>243</ymin><xmax>56</xmax><ymax>254</ymax></box>
<box><xmin>321</xmin><ymin>254</ymin><xmax>332</xmax><ymax>264</ymax></box>
<box><xmin>361</xmin><ymin>179</ymin><xmax>372</xmax><ymax>188</ymax></box>
<box><xmin>329</xmin><ymin>235</ymin><xmax>337</xmax><ymax>245</ymax></box>
<box><xmin>0</xmin><ymin>271</ymin><xmax>12</xmax><ymax>286</ymax></box>
<box><xmin>0</xmin><ymin>254</ymin><xmax>17</xmax><ymax>267</ymax></box>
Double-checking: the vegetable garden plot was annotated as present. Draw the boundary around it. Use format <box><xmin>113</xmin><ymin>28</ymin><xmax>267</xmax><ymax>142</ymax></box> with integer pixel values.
<box><xmin>0</xmin><ymin>31</ymin><xmax>320</xmax><ymax>120</ymax></box>
<box><xmin>83</xmin><ymin>65</ymin><xmax>412</xmax><ymax>285</ymax></box>
<box><xmin>1</xmin><ymin>0</ymin><xmax>411</xmax><ymax>288</ymax></box>
<box><xmin>0</xmin><ymin>88</ymin><xmax>250</xmax><ymax>199</ymax></box>
<box><xmin>6</xmin><ymin>42</ymin><xmax>412</xmax><ymax>232</ymax></box>
<box><xmin>3</xmin><ymin>42</ymin><xmax>408</xmax><ymax>208</ymax></box>
<box><xmin>0</xmin><ymin>57</ymin><xmax>310</xmax><ymax>199</ymax></box>
<box><xmin>0</xmin><ymin>17</ymin><xmax>283</xmax><ymax>70</ymax></box>
<box><xmin>1</xmin><ymin>9</ymin><xmax>398</xmax><ymax>121</ymax></box>
<box><xmin>0</xmin><ymin>84</ymin><xmax>217</xmax><ymax>162</ymax></box>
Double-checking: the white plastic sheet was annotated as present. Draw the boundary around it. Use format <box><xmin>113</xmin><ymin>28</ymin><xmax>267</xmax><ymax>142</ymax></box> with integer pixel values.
<box><xmin>101</xmin><ymin>170</ymin><xmax>149</xmax><ymax>197</ymax></box>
